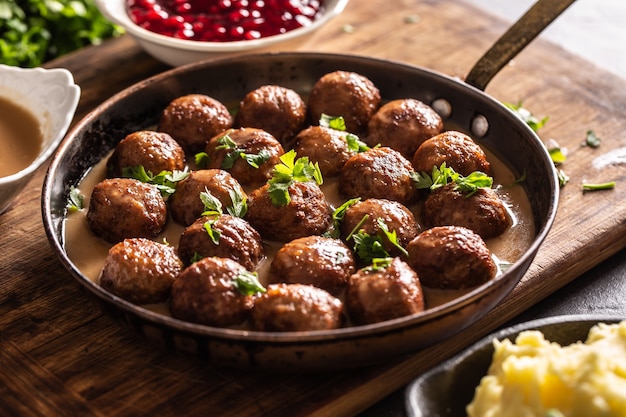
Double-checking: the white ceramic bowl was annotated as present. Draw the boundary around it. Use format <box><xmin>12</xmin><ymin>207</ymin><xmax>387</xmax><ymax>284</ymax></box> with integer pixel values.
<box><xmin>95</xmin><ymin>0</ymin><xmax>350</xmax><ymax>67</ymax></box>
<box><xmin>0</xmin><ymin>65</ymin><xmax>80</xmax><ymax>215</ymax></box>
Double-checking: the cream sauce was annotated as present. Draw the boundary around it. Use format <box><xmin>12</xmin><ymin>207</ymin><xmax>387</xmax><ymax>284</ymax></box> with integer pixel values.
<box><xmin>64</xmin><ymin>137</ymin><xmax>535</xmax><ymax>315</ymax></box>
<box><xmin>0</xmin><ymin>96</ymin><xmax>42</xmax><ymax>177</ymax></box>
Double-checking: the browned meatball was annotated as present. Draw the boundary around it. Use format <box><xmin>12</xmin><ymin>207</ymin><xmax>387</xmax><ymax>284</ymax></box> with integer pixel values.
<box><xmin>308</xmin><ymin>71</ymin><xmax>381</xmax><ymax>135</ymax></box>
<box><xmin>406</xmin><ymin>225</ymin><xmax>496</xmax><ymax>289</ymax></box>
<box><xmin>169</xmin><ymin>257</ymin><xmax>254</xmax><ymax>327</ymax></box>
<box><xmin>87</xmin><ymin>178</ymin><xmax>167</xmax><ymax>243</ymax></box>
<box><xmin>339</xmin><ymin>147</ymin><xmax>417</xmax><ymax>204</ymax></box>
<box><xmin>245</xmin><ymin>181</ymin><xmax>333</xmax><ymax>242</ymax></box>
<box><xmin>100</xmin><ymin>238</ymin><xmax>182</xmax><ymax>304</ymax></box>
<box><xmin>340</xmin><ymin>198</ymin><xmax>420</xmax><ymax>259</ymax></box>
<box><xmin>366</xmin><ymin>98</ymin><xmax>443</xmax><ymax>160</ymax></box>
<box><xmin>292</xmin><ymin>126</ymin><xmax>357</xmax><ymax>177</ymax></box>
<box><xmin>250</xmin><ymin>283</ymin><xmax>343</xmax><ymax>331</ymax></box>
<box><xmin>205</xmin><ymin>127</ymin><xmax>284</xmax><ymax>186</ymax></box>
<box><xmin>169</xmin><ymin>169</ymin><xmax>246</xmax><ymax>226</ymax></box>
<box><xmin>345</xmin><ymin>257</ymin><xmax>424</xmax><ymax>325</ymax></box>
<box><xmin>106</xmin><ymin>130</ymin><xmax>186</xmax><ymax>178</ymax></box>
<box><xmin>177</xmin><ymin>214</ymin><xmax>264</xmax><ymax>270</ymax></box>
<box><xmin>158</xmin><ymin>94</ymin><xmax>233</xmax><ymax>154</ymax></box>
<box><xmin>412</xmin><ymin>130</ymin><xmax>492</xmax><ymax>176</ymax></box>
<box><xmin>234</xmin><ymin>85</ymin><xmax>307</xmax><ymax>146</ymax></box>
<box><xmin>422</xmin><ymin>183</ymin><xmax>510</xmax><ymax>239</ymax></box>
<box><xmin>270</xmin><ymin>236</ymin><xmax>356</xmax><ymax>296</ymax></box>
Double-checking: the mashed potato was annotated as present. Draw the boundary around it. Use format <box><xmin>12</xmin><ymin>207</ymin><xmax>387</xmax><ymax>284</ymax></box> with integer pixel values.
<box><xmin>466</xmin><ymin>320</ymin><xmax>626</xmax><ymax>417</ymax></box>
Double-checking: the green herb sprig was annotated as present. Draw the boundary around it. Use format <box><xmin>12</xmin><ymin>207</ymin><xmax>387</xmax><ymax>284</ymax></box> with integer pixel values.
<box><xmin>347</xmin><ymin>216</ymin><xmax>408</xmax><ymax>264</ymax></box>
<box><xmin>122</xmin><ymin>165</ymin><xmax>189</xmax><ymax>198</ymax></box>
<box><xmin>319</xmin><ymin>114</ymin><xmax>370</xmax><ymax>153</ymax></box>
<box><xmin>504</xmin><ymin>101</ymin><xmax>548</xmax><ymax>132</ymax></box>
<box><xmin>324</xmin><ymin>198</ymin><xmax>361</xmax><ymax>238</ymax></box>
<box><xmin>412</xmin><ymin>163</ymin><xmax>493</xmax><ymax>197</ymax></box>
<box><xmin>267</xmin><ymin>150</ymin><xmax>323</xmax><ymax>206</ymax></box>
<box><xmin>66</xmin><ymin>185</ymin><xmax>84</xmax><ymax>213</ymax></box>
<box><xmin>233</xmin><ymin>270</ymin><xmax>266</xmax><ymax>296</ymax></box>
<box><xmin>215</xmin><ymin>131</ymin><xmax>271</xmax><ymax>169</ymax></box>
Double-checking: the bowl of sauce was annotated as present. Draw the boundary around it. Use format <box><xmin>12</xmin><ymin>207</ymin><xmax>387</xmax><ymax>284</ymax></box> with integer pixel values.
<box><xmin>0</xmin><ymin>64</ymin><xmax>80</xmax><ymax>214</ymax></box>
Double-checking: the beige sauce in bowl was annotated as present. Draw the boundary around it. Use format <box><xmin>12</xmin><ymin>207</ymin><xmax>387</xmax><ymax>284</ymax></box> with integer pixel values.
<box><xmin>0</xmin><ymin>96</ymin><xmax>42</xmax><ymax>177</ymax></box>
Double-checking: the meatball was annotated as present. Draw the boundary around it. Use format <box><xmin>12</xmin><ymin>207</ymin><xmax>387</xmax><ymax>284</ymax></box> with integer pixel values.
<box><xmin>292</xmin><ymin>125</ymin><xmax>357</xmax><ymax>177</ymax></box>
<box><xmin>345</xmin><ymin>257</ymin><xmax>424</xmax><ymax>325</ymax></box>
<box><xmin>340</xmin><ymin>198</ymin><xmax>420</xmax><ymax>259</ymax></box>
<box><xmin>422</xmin><ymin>182</ymin><xmax>510</xmax><ymax>239</ymax></box>
<box><xmin>270</xmin><ymin>236</ymin><xmax>356</xmax><ymax>296</ymax></box>
<box><xmin>177</xmin><ymin>214</ymin><xmax>264</xmax><ymax>270</ymax></box>
<box><xmin>339</xmin><ymin>146</ymin><xmax>417</xmax><ymax>204</ymax></box>
<box><xmin>87</xmin><ymin>178</ymin><xmax>167</xmax><ymax>243</ymax></box>
<box><xmin>170</xmin><ymin>257</ymin><xmax>255</xmax><ymax>327</ymax></box>
<box><xmin>412</xmin><ymin>130</ymin><xmax>492</xmax><ymax>176</ymax></box>
<box><xmin>158</xmin><ymin>94</ymin><xmax>233</xmax><ymax>154</ymax></box>
<box><xmin>205</xmin><ymin>127</ymin><xmax>284</xmax><ymax>186</ymax></box>
<box><xmin>406</xmin><ymin>225</ymin><xmax>497</xmax><ymax>289</ymax></box>
<box><xmin>308</xmin><ymin>70</ymin><xmax>381</xmax><ymax>135</ymax></box>
<box><xmin>366</xmin><ymin>98</ymin><xmax>443</xmax><ymax>160</ymax></box>
<box><xmin>234</xmin><ymin>85</ymin><xmax>307</xmax><ymax>146</ymax></box>
<box><xmin>169</xmin><ymin>169</ymin><xmax>246</xmax><ymax>226</ymax></box>
<box><xmin>106</xmin><ymin>130</ymin><xmax>186</xmax><ymax>178</ymax></box>
<box><xmin>99</xmin><ymin>238</ymin><xmax>182</xmax><ymax>304</ymax></box>
<box><xmin>250</xmin><ymin>283</ymin><xmax>343</xmax><ymax>332</ymax></box>
<box><xmin>245</xmin><ymin>181</ymin><xmax>333</xmax><ymax>242</ymax></box>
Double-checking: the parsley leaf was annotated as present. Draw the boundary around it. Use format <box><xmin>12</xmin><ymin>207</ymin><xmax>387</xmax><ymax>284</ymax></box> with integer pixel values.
<box><xmin>66</xmin><ymin>185</ymin><xmax>84</xmax><ymax>213</ymax></box>
<box><xmin>324</xmin><ymin>198</ymin><xmax>361</xmax><ymax>238</ymax></box>
<box><xmin>194</xmin><ymin>151</ymin><xmax>209</xmax><ymax>168</ymax></box>
<box><xmin>319</xmin><ymin>114</ymin><xmax>370</xmax><ymax>152</ymax></box>
<box><xmin>412</xmin><ymin>163</ymin><xmax>493</xmax><ymax>197</ymax></box>
<box><xmin>202</xmin><ymin>218</ymin><xmax>221</xmax><ymax>245</ymax></box>
<box><xmin>364</xmin><ymin>257</ymin><xmax>393</xmax><ymax>271</ymax></box>
<box><xmin>232</xmin><ymin>270</ymin><xmax>266</xmax><ymax>296</ymax></box>
<box><xmin>216</xmin><ymin>131</ymin><xmax>271</xmax><ymax>169</ymax></box>
<box><xmin>347</xmin><ymin>216</ymin><xmax>408</xmax><ymax>264</ymax></box>
<box><xmin>226</xmin><ymin>188</ymin><xmax>248</xmax><ymax>218</ymax></box>
<box><xmin>583</xmin><ymin>129</ymin><xmax>602</xmax><ymax>148</ymax></box>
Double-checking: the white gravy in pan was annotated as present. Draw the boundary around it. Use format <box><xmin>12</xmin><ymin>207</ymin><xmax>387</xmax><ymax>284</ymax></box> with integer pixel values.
<box><xmin>63</xmin><ymin>140</ymin><xmax>535</xmax><ymax>314</ymax></box>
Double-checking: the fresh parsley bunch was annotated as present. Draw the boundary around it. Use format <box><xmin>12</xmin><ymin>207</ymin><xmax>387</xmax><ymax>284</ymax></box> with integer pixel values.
<box><xmin>0</xmin><ymin>0</ymin><xmax>123</xmax><ymax>67</ymax></box>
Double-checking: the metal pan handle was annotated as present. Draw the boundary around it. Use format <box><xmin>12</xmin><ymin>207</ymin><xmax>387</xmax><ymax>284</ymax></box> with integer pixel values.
<box><xmin>465</xmin><ymin>0</ymin><xmax>577</xmax><ymax>91</ymax></box>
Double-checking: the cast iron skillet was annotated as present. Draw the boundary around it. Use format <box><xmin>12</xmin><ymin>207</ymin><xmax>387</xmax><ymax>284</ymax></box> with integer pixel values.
<box><xmin>42</xmin><ymin>0</ymin><xmax>571</xmax><ymax>370</ymax></box>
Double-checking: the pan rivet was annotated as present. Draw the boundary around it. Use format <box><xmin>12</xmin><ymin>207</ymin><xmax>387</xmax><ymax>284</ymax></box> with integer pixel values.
<box><xmin>431</xmin><ymin>98</ymin><xmax>452</xmax><ymax>118</ymax></box>
<box><xmin>471</xmin><ymin>114</ymin><xmax>489</xmax><ymax>138</ymax></box>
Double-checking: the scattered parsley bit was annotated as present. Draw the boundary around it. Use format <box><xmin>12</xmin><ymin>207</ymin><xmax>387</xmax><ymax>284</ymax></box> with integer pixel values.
<box><xmin>325</xmin><ymin>198</ymin><xmax>361</xmax><ymax>238</ymax></box>
<box><xmin>216</xmin><ymin>131</ymin><xmax>271</xmax><ymax>169</ymax></box>
<box><xmin>122</xmin><ymin>165</ymin><xmax>189</xmax><ymax>198</ymax></box>
<box><xmin>557</xmin><ymin>169</ymin><xmax>570</xmax><ymax>188</ymax></box>
<box><xmin>504</xmin><ymin>101</ymin><xmax>549</xmax><ymax>132</ymax></box>
<box><xmin>200</xmin><ymin>187</ymin><xmax>247</xmax><ymax>218</ymax></box>
<box><xmin>233</xmin><ymin>270</ymin><xmax>266</xmax><ymax>296</ymax></box>
<box><xmin>66</xmin><ymin>185</ymin><xmax>84</xmax><ymax>213</ymax></box>
<box><xmin>226</xmin><ymin>188</ymin><xmax>248</xmax><ymax>218</ymax></box>
<box><xmin>190</xmin><ymin>252</ymin><xmax>203</xmax><ymax>264</ymax></box>
<box><xmin>546</xmin><ymin>141</ymin><xmax>567</xmax><ymax>165</ymax></box>
<box><xmin>200</xmin><ymin>188</ymin><xmax>223</xmax><ymax>217</ymax></box>
<box><xmin>267</xmin><ymin>150</ymin><xmax>323</xmax><ymax>206</ymax></box>
<box><xmin>194</xmin><ymin>151</ymin><xmax>209</xmax><ymax>168</ymax></box>
<box><xmin>364</xmin><ymin>257</ymin><xmax>393</xmax><ymax>271</ymax></box>
<box><xmin>583</xmin><ymin>129</ymin><xmax>602</xmax><ymax>148</ymax></box>
<box><xmin>412</xmin><ymin>163</ymin><xmax>493</xmax><ymax>197</ymax></box>
<box><xmin>582</xmin><ymin>181</ymin><xmax>615</xmax><ymax>192</ymax></box>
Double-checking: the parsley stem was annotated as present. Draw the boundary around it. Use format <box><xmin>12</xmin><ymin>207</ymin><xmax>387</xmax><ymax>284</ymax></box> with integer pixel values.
<box><xmin>582</xmin><ymin>181</ymin><xmax>616</xmax><ymax>192</ymax></box>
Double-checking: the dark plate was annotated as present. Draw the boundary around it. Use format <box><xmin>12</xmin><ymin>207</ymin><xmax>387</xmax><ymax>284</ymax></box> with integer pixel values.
<box><xmin>405</xmin><ymin>314</ymin><xmax>624</xmax><ymax>417</ymax></box>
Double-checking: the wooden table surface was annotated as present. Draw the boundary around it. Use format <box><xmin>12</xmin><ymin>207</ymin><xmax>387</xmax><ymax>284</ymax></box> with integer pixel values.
<box><xmin>3</xmin><ymin>0</ymin><xmax>626</xmax><ymax>416</ymax></box>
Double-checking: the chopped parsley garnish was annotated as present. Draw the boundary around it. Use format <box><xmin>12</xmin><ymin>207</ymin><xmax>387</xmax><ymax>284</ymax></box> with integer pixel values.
<box><xmin>412</xmin><ymin>163</ymin><xmax>493</xmax><ymax>197</ymax></box>
<box><xmin>267</xmin><ymin>150</ymin><xmax>323</xmax><ymax>206</ymax></box>
<box><xmin>364</xmin><ymin>257</ymin><xmax>393</xmax><ymax>271</ymax></box>
<box><xmin>122</xmin><ymin>165</ymin><xmax>189</xmax><ymax>198</ymax></box>
<box><xmin>325</xmin><ymin>198</ymin><xmax>361</xmax><ymax>238</ymax></box>
<box><xmin>66</xmin><ymin>185</ymin><xmax>84</xmax><ymax>213</ymax></box>
<box><xmin>216</xmin><ymin>131</ymin><xmax>271</xmax><ymax>169</ymax></box>
<box><xmin>504</xmin><ymin>101</ymin><xmax>548</xmax><ymax>132</ymax></box>
<box><xmin>233</xmin><ymin>270</ymin><xmax>266</xmax><ymax>296</ymax></box>
<box><xmin>319</xmin><ymin>114</ymin><xmax>370</xmax><ymax>152</ymax></box>
<box><xmin>200</xmin><ymin>188</ymin><xmax>224</xmax><ymax>217</ymax></box>
<box><xmin>557</xmin><ymin>169</ymin><xmax>570</xmax><ymax>187</ymax></box>
<box><xmin>226</xmin><ymin>188</ymin><xmax>248</xmax><ymax>217</ymax></box>
<box><xmin>194</xmin><ymin>151</ymin><xmax>209</xmax><ymax>168</ymax></box>
<box><xmin>202</xmin><ymin>218</ymin><xmax>221</xmax><ymax>245</ymax></box>
<box><xmin>347</xmin><ymin>216</ymin><xmax>408</xmax><ymax>264</ymax></box>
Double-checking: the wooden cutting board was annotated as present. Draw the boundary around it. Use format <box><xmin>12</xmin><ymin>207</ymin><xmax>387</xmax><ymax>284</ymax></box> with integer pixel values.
<box><xmin>2</xmin><ymin>0</ymin><xmax>626</xmax><ymax>416</ymax></box>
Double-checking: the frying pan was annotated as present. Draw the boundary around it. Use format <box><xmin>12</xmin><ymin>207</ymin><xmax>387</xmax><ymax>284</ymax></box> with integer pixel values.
<box><xmin>42</xmin><ymin>0</ymin><xmax>570</xmax><ymax>370</ymax></box>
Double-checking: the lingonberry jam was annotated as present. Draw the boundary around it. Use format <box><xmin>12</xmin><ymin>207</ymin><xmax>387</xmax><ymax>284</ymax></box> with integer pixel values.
<box><xmin>127</xmin><ymin>0</ymin><xmax>325</xmax><ymax>42</ymax></box>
